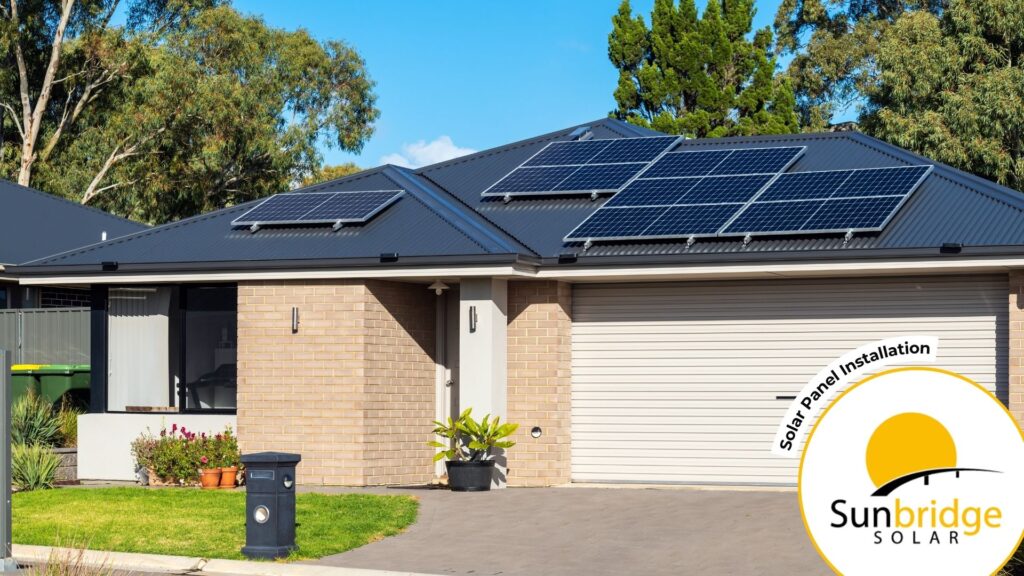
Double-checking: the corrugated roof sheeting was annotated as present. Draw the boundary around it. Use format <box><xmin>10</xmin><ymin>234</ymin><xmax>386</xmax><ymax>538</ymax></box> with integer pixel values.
<box><xmin>0</xmin><ymin>180</ymin><xmax>147</xmax><ymax>265</ymax></box>
<box><xmin>28</xmin><ymin>171</ymin><xmax>492</xmax><ymax>266</ymax></box>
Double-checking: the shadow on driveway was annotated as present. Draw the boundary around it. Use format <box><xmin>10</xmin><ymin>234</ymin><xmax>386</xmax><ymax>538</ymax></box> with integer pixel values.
<box><xmin>302</xmin><ymin>486</ymin><xmax>829</xmax><ymax>576</ymax></box>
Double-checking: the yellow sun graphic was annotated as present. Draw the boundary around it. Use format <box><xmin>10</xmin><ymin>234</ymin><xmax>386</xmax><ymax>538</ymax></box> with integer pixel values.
<box><xmin>865</xmin><ymin>412</ymin><xmax>957</xmax><ymax>489</ymax></box>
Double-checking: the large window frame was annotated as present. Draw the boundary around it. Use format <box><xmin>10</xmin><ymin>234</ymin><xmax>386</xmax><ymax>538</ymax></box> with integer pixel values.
<box><xmin>100</xmin><ymin>283</ymin><xmax>237</xmax><ymax>415</ymax></box>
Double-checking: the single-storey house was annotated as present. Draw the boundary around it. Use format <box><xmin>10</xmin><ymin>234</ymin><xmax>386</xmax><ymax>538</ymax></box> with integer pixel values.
<box><xmin>0</xmin><ymin>179</ymin><xmax>146</xmax><ymax>309</ymax></box>
<box><xmin>10</xmin><ymin>118</ymin><xmax>1024</xmax><ymax>487</ymax></box>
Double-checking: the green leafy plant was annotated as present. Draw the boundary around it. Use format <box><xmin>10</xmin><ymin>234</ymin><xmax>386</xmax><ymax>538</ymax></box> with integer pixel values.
<box><xmin>55</xmin><ymin>400</ymin><xmax>83</xmax><ymax>448</ymax></box>
<box><xmin>429</xmin><ymin>408</ymin><xmax>518</xmax><ymax>462</ymax></box>
<box><xmin>13</xmin><ymin>444</ymin><xmax>60</xmax><ymax>491</ymax></box>
<box><xmin>216</xmin><ymin>427</ymin><xmax>240</xmax><ymax>468</ymax></box>
<box><xmin>131</xmin><ymin>424</ymin><xmax>240</xmax><ymax>484</ymax></box>
<box><xmin>12</xmin><ymin>392</ymin><xmax>60</xmax><ymax>447</ymax></box>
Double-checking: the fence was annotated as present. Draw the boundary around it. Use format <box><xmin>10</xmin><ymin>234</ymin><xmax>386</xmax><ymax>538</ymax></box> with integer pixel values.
<box><xmin>0</xmin><ymin>308</ymin><xmax>89</xmax><ymax>364</ymax></box>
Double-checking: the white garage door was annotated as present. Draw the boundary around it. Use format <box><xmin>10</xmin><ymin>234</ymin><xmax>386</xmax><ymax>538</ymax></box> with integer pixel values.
<box><xmin>571</xmin><ymin>275</ymin><xmax>1007</xmax><ymax>485</ymax></box>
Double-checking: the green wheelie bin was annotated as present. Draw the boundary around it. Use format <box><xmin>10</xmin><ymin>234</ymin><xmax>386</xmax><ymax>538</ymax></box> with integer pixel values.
<box><xmin>10</xmin><ymin>364</ymin><xmax>43</xmax><ymax>403</ymax></box>
<box><xmin>38</xmin><ymin>364</ymin><xmax>91</xmax><ymax>409</ymax></box>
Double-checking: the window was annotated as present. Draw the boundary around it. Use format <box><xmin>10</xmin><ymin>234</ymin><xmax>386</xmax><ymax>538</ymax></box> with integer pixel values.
<box><xmin>0</xmin><ymin>287</ymin><xmax>7</xmax><ymax>309</ymax></box>
<box><xmin>182</xmin><ymin>286</ymin><xmax>237</xmax><ymax>411</ymax></box>
<box><xmin>107</xmin><ymin>287</ymin><xmax>174</xmax><ymax>411</ymax></box>
<box><xmin>104</xmin><ymin>284</ymin><xmax>237</xmax><ymax>413</ymax></box>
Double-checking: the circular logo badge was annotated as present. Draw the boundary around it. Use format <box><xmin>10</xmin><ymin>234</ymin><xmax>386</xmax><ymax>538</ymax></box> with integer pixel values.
<box><xmin>800</xmin><ymin>367</ymin><xmax>1024</xmax><ymax>575</ymax></box>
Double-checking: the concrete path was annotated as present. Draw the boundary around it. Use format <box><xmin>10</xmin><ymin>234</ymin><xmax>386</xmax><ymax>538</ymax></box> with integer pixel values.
<box><xmin>306</xmin><ymin>486</ymin><xmax>829</xmax><ymax>576</ymax></box>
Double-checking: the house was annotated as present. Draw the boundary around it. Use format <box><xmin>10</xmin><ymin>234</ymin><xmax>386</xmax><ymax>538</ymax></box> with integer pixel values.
<box><xmin>0</xmin><ymin>179</ymin><xmax>146</xmax><ymax>309</ymax></box>
<box><xmin>10</xmin><ymin>118</ymin><xmax>1024</xmax><ymax>487</ymax></box>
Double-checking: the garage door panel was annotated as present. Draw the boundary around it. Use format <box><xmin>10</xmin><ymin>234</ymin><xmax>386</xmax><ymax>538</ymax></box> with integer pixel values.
<box><xmin>571</xmin><ymin>275</ymin><xmax>1007</xmax><ymax>485</ymax></box>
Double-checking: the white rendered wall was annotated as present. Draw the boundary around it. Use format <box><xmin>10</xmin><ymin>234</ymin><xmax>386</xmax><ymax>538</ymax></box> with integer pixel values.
<box><xmin>78</xmin><ymin>413</ymin><xmax>236</xmax><ymax>481</ymax></box>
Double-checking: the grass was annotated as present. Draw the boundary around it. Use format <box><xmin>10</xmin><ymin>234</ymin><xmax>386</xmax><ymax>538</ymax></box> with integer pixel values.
<box><xmin>13</xmin><ymin>487</ymin><xmax>418</xmax><ymax>561</ymax></box>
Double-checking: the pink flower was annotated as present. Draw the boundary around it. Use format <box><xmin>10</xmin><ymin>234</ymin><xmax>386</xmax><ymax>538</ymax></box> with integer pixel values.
<box><xmin>171</xmin><ymin>423</ymin><xmax>178</xmax><ymax>434</ymax></box>
<box><xmin>200</xmin><ymin>456</ymin><xmax>208</xmax><ymax>464</ymax></box>
<box><xmin>160</xmin><ymin>429</ymin><xmax>166</xmax><ymax>437</ymax></box>
<box><xmin>201</xmin><ymin>432</ymin><xmax>207</xmax><ymax>439</ymax></box>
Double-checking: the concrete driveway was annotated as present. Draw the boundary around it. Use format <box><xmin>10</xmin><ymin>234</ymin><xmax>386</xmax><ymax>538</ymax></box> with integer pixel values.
<box><xmin>305</xmin><ymin>486</ymin><xmax>829</xmax><ymax>576</ymax></box>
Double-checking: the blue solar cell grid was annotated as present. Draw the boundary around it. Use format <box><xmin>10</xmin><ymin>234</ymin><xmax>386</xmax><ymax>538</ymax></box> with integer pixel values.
<box><xmin>643</xmin><ymin>204</ymin><xmax>742</xmax><ymax>237</ymax></box>
<box><xmin>802</xmin><ymin>196</ymin><xmax>904</xmax><ymax>231</ymax></box>
<box><xmin>565</xmin><ymin>206</ymin><xmax>669</xmax><ymax>240</ymax></box>
<box><xmin>641</xmin><ymin>150</ymin><xmax>733</xmax><ymax>178</ymax></box>
<box><xmin>756</xmin><ymin>171</ymin><xmax>852</xmax><ymax>201</ymax></box>
<box><xmin>233</xmin><ymin>190</ymin><xmax>403</xmax><ymax>227</ymax></box>
<box><xmin>604</xmin><ymin>178</ymin><xmax>702</xmax><ymax>207</ymax></box>
<box><xmin>483</xmin><ymin>135</ymin><xmax>681</xmax><ymax>197</ymax></box>
<box><xmin>234</xmin><ymin>193</ymin><xmax>333</xmax><ymax>223</ymax></box>
<box><xmin>555</xmin><ymin>163</ymin><xmax>647</xmax><ymax>192</ymax></box>
<box><xmin>301</xmin><ymin>190</ymin><xmax>403</xmax><ymax>222</ymax></box>
<box><xmin>679</xmin><ymin>174</ymin><xmax>774</xmax><ymax>205</ymax></box>
<box><xmin>722</xmin><ymin>200</ymin><xmax>825</xmax><ymax>234</ymax></box>
<box><xmin>711</xmin><ymin>147</ymin><xmax>805</xmax><ymax>176</ymax></box>
<box><xmin>831</xmin><ymin>165</ymin><xmax>930</xmax><ymax>198</ymax></box>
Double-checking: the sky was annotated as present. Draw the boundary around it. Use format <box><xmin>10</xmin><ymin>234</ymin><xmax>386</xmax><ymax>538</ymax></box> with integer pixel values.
<box><xmin>236</xmin><ymin>0</ymin><xmax>785</xmax><ymax>170</ymax></box>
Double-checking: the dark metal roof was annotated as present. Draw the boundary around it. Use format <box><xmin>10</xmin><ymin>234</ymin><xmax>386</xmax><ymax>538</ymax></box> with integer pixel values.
<box><xmin>0</xmin><ymin>179</ymin><xmax>147</xmax><ymax>265</ymax></box>
<box><xmin>14</xmin><ymin>118</ymin><xmax>1024</xmax><ymax>275</ymax></box>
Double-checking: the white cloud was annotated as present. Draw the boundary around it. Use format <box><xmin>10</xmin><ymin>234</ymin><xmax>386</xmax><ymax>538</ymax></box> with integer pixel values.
<box><xmin>380</xmin><ymin>135</ymin><xmax>476</xmax><ymax>168</ymax></box>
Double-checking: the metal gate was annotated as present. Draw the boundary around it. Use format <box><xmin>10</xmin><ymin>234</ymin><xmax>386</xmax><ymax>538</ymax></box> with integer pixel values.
<box><xmin>0</xmin><ymin>308</ymin><xmax>89</xmax><ymax>364</ymax></box>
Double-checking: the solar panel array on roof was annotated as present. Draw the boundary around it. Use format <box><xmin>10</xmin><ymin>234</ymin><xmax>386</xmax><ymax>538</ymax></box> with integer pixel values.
<box><xmin>481</xmin><ymin>135</ymin><xmax>681</xmax><ymax>197</ymax></box>
<box><xmin>564</xmin><ymin>156</ymin><xmax>931</xmax><ymax>243</ymax></box>
<box><xmin>231</xmin><ymin>190</ymin><xmax>403</xmax><ymax>228</ymax></box>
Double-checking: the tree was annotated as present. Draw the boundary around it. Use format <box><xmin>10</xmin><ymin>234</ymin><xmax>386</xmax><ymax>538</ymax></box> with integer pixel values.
<box><xmin>300</xmin><ymin>162</ymin><xmax>362</xmax><ymax>187</ymax></box>
<box><xmin>0</xmin><ymin>1</ymin><xmax>378</xmax><ymax>223</ymax></box>
<box><xmin>773</xmin><ymin>0</ymin><xmax>944</xmax><ymax>129</ymax></box>
<box><xmin>608</xmin><ymin>0</ymin><xmax>798</xmax><ymax>138</ymax></box>
<box><xmin>860</xmin><ymin>0</ymin><xmax>1024</xmax><ymax>191</ymax></box>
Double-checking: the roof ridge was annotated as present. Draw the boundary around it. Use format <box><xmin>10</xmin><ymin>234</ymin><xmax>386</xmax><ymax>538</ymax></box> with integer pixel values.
<box><xmin>382</xmin><ymin>166</ymin><xmax>531</xmax><ymax>255</ymax></box>
<box><xmin>0</xmin><ymin>179</ymin><xmax>147</xmax><ymax>230</ymax></box>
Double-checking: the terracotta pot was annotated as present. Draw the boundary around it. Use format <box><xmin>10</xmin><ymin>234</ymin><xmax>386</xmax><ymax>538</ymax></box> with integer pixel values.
<box><xmin>146</xmin><ymin>467</ymin><xmax>175</xmax><ymax>487</ymax></box>
<box><xmin>220</xmin><ymin>465</ymin><xmax>238</xmax><ymax>488</ymax></box>
<box><xmin>200</xmin><ymin>467</ymin><xmax>222</xmax><ymax>489</ymax></box>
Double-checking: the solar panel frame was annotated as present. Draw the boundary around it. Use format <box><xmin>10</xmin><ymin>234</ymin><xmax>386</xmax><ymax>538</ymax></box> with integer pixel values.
<box><xmin>481</xmin><ymin>135</ymin><xmax>683</xmax><ymax>198</ymax></box>
<box><xmin>231</xmin><ymin>190</ymin><xmax>404</xmax><ymax>227</ymax></box>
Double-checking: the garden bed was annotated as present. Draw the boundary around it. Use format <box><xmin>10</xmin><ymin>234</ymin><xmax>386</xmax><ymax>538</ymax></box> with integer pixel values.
<box><xmin>13</xmin><ymin>487</ymin><xmax>418</xmax><ymax>560</ymax></box>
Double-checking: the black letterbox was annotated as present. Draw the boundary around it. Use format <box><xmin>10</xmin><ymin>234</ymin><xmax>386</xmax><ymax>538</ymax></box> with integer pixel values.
<box><xmin>240</xmin><ymin>452</ymin><xmax>301</xmax><ymax>559</ymax></box>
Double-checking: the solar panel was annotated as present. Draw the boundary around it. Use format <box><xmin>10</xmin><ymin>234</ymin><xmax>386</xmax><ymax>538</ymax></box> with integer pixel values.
<box><xmin>554</xmin><ymin>163</ymin><xmax>647</xmax><ymax>192</ymax></box>
<box><xmin>719</xmin><ymin>165</ymin><xmax>932</xmax><ymax>237</ymax></box>
<box><xmin>711</xmin><ymin>147</ymin><xmax>806</xmax><ymax>176</ymax></box>
<box><xmin>482</xmin><ymin>135</ymin><xmax>681</xmax><ymax>197</ymax></box>
<box><xmin>564</xmin><ymin>163</ymin><xmax>932</xmax><ymax>243</ymax></box>
<box><xmin>641</xmin><ymin>150</ymin><xmax>733</xmax><ymax>178</ymax></box>
<box><xmin>232</xmin><ymin>190</ymin><xmax>403</xmax><ymax>228</ymax></box>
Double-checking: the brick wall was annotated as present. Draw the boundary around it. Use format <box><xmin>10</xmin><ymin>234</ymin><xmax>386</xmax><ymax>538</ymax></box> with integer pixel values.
<box><xmin>40</xmin><ymin>287</ymin><xmax>91</xmax><ymax>308</ymax></box>
<box><xmin>1010</xmin><ymin>272</ymin><xmax>1024</xmax><ymax>426</ymax></box>
<box><xmin>237</xmin><ymin>279</ymin><xmax>435</xmax><ymax>485</ymax></box>
<box><xmin>363</xmin><ymin>280</ymin><xmax>437</xmax><ymax>486</ymax></box>
<box><xmin>506</xmin><ymin>281</ymin><xmax>572</xmax><ymax>486</ymax></box>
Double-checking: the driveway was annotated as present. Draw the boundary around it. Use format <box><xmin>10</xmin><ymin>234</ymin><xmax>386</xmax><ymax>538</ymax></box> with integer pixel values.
<box><xmin>304</xmin><ymin>486</ymin><xmax>829</xmax><ymax>576</ymax></box>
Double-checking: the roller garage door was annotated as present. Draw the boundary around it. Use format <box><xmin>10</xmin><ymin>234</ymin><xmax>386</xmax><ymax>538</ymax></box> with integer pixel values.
<box><xmin>570</xmin><ymin>275</ymin><xmax>1007</xmax><ymax>485</ymax></box>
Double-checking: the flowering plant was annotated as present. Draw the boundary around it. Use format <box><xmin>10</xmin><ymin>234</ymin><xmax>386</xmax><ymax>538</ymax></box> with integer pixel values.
<box><xmin>131</xmin><ymin>423</ymin><xmax>239</xmax><ymax>484</ymax></box>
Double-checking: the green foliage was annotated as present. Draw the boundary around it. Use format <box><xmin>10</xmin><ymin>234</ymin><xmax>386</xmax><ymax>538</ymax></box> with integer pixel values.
<box><xmin>773</xmin><ymin>0</ymin><xmax>944</xmax><ymax>128</ymax></box>
<box><xmin>608</xmin><ymin>0</ymin><xmax>798</xmax><ymax>138</ymax></box>
<box><xmin>12</xmin><ymin>393</ymin><xmax>60</xmax><ymax>448</ymax></box>
<box><xmin>131</xmin><ymin>424</ymin><xmax>240</xmax><ymax>483</ymax></box>
<box><xmin>429</xmin><ymin>408</ymin><xmax>518</xmax><ymax>463</ymax></box>
<box><xmin>12</xmin><ymin>444</ymin><xmax>60</xmax><ymax>491</ymax></box>
<box><xmin>1</xmin><ymin>1</ymin><xmax>378</xmax><ymax>224</ymax></box>
<box><xmin>56</xmin><ymin>400</ymin><xmax>83</xmax><ymax>449</ymax></box>
<box><xmin>860</xmin><ymin>0</ymin><xmax>1024</xmax><ymax>191</ymax></box>
<box><xmin>300</xmin><ymin>163</ymin><xmax>363</xmax><ymax>187</ymax></box>
<box><xmin>14</xmin><ymin>488</ymin><xmax>418</xmax><ymax>560</ymax></box>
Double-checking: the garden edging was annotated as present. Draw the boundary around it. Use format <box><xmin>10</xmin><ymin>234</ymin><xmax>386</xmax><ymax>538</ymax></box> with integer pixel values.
<box><xmin>12</xmin><ymin>544</ymin><xmax>442</xmax><ymax>576</ymax></box>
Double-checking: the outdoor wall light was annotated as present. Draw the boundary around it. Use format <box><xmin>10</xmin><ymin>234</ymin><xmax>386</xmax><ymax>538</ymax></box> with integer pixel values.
<box><xmin>531</xmin><ymin>426</ymin><xmax>543</xmax><ymax>438</ymax></box>
<box><xmin>291</xmin><ymin>307</ymin><xmax>299</xmax><ymax>334</ymax></box>
<box><xmin>253</xmin><ymin>505</ymin><xmax>270</xmax><ymax>524</ymax></box>
<box><xmin>469</xmin><ymin>305</ymin><xmax>478</xmax><ymax>333</ymax></box>
<box><xmin>282</xmin><ymin>474</ymin><xmax>294</xmax><ymax>489</ymax></box>
<box><xmin>428</xmin><ymin>280</ymin><xmax>450</xmax><ymax>295</ymax></box>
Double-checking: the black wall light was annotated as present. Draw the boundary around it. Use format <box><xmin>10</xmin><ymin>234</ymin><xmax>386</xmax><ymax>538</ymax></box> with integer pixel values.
<box><xmin>101</xmin><ymin>261</ymin><xmax>118</xmax><ymax>271</ymax></box>
<box><xmin>469</xmin><ymin>305</ymin><xmax>478</xmax><ymax>333</ymax></box>
<box><xmin>940</xmin><ymin>242</ymin><xmax>963</xmax><ymax>254</ymax></box>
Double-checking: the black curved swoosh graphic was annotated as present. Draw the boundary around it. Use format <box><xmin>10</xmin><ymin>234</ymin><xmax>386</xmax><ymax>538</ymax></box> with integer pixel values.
<box><xmin>871</xmin><ymin>467</ymin><xmax>1001</xmax><ymax>497</ymax></box>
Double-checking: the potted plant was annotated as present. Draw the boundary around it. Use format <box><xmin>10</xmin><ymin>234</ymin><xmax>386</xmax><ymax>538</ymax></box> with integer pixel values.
<box><xmin>429</xmin><ymin>408</ymin><xmax>518</xmax><ymax>492</ymax></box>
<box><xmin>218</xmin><ymin>427</ymin><xmax>240</xmax><ymax>489</ymax></box>
<box><xmin>197</xmin><ymin>433</ymin><xmax>220</xmax><ymax>489</ymax></box>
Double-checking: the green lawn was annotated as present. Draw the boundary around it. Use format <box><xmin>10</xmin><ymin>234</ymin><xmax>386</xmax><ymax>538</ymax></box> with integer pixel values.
<box><xmin>13</xmin><ymin>487</ymin><xmax>418</xmax><ymax>561</ymax></box>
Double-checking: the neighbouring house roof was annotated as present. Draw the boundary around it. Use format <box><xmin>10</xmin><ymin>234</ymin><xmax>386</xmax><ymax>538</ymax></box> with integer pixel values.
<box><xmin>0</xmin><ymin>179</ymin><xmax>147</xmax><ymax>266</ymax></box>
<box><xmin>12</xmin><ymin>118</ymin><xmax>1024</xmax><ymax>276</ymax></box>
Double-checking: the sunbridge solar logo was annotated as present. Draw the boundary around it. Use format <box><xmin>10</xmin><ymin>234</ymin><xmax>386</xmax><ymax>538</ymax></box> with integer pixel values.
<box><xmin>799</xmin><ymin>367</ymin><xmax>1024</xmax><ymax>575</ymax></box>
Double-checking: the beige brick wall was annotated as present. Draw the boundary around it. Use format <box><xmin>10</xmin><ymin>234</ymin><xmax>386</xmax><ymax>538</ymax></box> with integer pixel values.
<box><xmin>1010</xmin><ymin>272</ymin><xmax>1024</xmax><ymax>426</ymax></box>
<box><xmin>506</xmin><ymin>280</ymin><xmax>572</xmax><ymax>486</ymax></box>
<box><xmin>237</xmin><ymin>279</ymin><xmax>435</xmax><ymax>485</ymax></box>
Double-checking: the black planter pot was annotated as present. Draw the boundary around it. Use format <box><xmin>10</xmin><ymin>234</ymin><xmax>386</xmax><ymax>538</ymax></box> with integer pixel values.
<box><xmin>446</xmin><ymin>460</ymin><xmax>495</xmax><ymax>492</ymax></box>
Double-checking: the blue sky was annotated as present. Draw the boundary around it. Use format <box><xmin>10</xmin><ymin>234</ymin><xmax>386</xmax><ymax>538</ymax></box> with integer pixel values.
<box><xmin>236</xmin><ymin>0</ymin><xmax>785</xmax><ymax>169</ymax></box>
